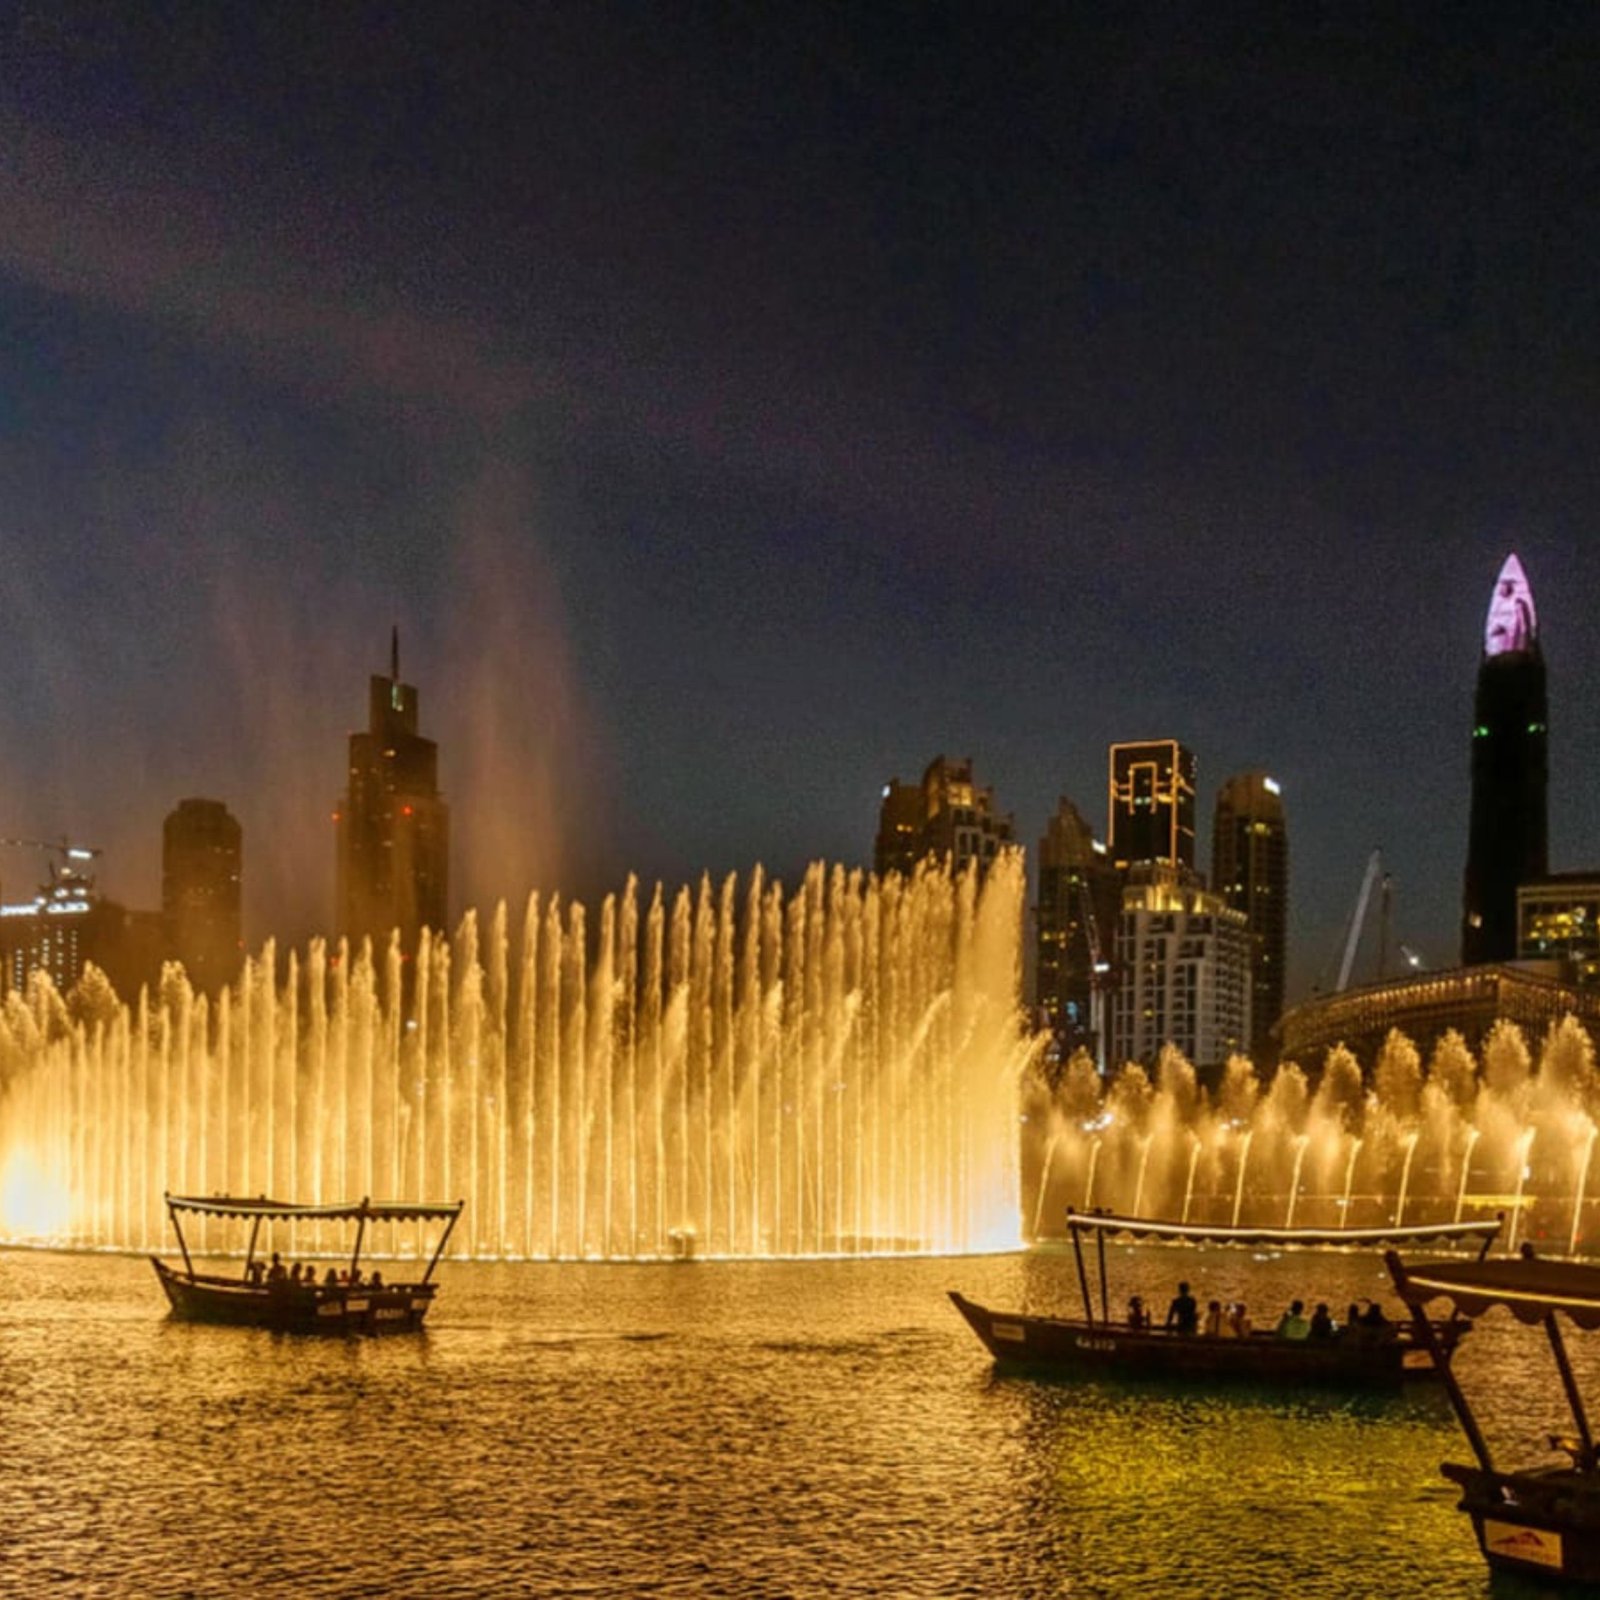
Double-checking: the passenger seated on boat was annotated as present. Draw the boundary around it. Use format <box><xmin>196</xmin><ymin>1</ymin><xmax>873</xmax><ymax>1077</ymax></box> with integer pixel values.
<box><xmin>1165</xmin><ymin>1281</ymin><xmax>1199</xmax><ymax>1335</ymax></box>
<box><xmin>324</xmin><ymin>1267</ymin><xmax>340</xmax><ymax>1286</ymax></box>
<box><xmin>245</xmin><ymin>1259</ymin><xmax>265</xmax><ymax>1286</ymax></box>
<box><xmin>1344</xmin><ymin>1301</ymin><xmax>1363</xmax><ymax>1338</ymax></box>
<box><xmin>1276</xmin><ymin>1299</ymin><xmax>1310</xmax><ymax>1340</ymax></box>
<box><xmin>350</xmin><ymin>1268</ymin><xmax>365</xmax><ymax>1287</ymax></box>
<box><xmin>1309</xmin><ymin>1303</ymin><xmax>1335</xmax><ymax>1339</ymax></box>
<box><xmin>370</xmin><ymin>1270</ymin><xmax>384</xmax><ymax>1290</ymax></box>
<box><xmin>288</xmin><ymin>1263</ymin><xmax>302</xmax><ymax>1285</ymax></box>
<box><xmin>1229</xmin><ymin>1302</ymin><xmax>1252</xmax><ymax>1338</ymax></box>
<box><xmin>1202</xmin><ymin>1299</ymin><xmax>1225</xmax><ymax>1337</ymax></box>
<box><xmin>266</xmin><ymin>1252</ymin><xmax>287</xmax><ymax>1284</ymax></box>
<box><xmin>1360</xmin><ymin>1300</ymin><xmax>1393</xmax><ymax>1338</ymax></box>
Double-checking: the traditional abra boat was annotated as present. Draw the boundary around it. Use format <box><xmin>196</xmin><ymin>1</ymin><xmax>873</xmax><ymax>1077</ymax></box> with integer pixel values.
<box><xmin>151</xmin><ymin>1192</ymin><xmax>464</xmax><ymax>1335</ymax></box>
<box><xmin>1386</xmin><ymin>1245</ymin><xmax>1600</xmax><ymax>1586</ymax></box>
<box><xmin>950</xmin><ymin>1209</ymin><xmax>1502</xmax><ymax>1388</ymax></box>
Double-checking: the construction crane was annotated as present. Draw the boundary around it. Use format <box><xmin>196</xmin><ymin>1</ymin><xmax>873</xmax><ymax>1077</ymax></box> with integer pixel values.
<box><xmin>1333</xmin><ymin>849</ymin><xmax>1425</xmax><ymax>990</ymax></box>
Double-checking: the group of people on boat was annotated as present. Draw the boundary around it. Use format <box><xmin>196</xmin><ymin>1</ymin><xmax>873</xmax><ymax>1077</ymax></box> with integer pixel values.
<box><xmin>243</xmin><ymin>1252</ymin><xmax>386</xmax><ymax>1293</ymax></box>
<box><xmin>1126</xmin><ymin>1282</ymin><xmax>1394</xmax><ymax>1342</ymax></box>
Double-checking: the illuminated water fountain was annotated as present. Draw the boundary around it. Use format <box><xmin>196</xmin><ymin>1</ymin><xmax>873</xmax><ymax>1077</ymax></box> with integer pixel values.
<box><xmin>0</xmin><ymin>857</ymin><xmax>1036</xmax><ymax>1259</ymax></box>
<box><xmin>1034</xmin><ymin>1017</ymin><xmax>1600</xmax><ymax>1254</ymax></box>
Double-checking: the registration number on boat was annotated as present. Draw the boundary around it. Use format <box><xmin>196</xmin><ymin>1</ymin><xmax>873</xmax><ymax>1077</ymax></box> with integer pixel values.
<box><xmin>992</xmin><ymin>1321</ymin><xmax>1027</xmax><ymax>1344</ymax></box>
<box><xmin>374</xmin><ymin>1306</ymin><xmax>408</xmax><ymax>1321</ymax></box>
<box><xmin>1074</xmin><ymin>1336</ymin><xmax>1116</xmax><ymax>1353</ymax></box>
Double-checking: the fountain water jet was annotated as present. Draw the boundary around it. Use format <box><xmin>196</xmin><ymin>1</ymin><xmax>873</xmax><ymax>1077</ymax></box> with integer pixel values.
<box><xmin>0</xmin><ymin>857</ymin><xmax>1037</xmax><ymax>1260</ymax></box>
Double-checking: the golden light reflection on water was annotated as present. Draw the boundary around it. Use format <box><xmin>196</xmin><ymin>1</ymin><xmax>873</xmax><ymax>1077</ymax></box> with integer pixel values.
<box><xmin>0</xmin><ymin>1147</ymin><xmax>72</xmax><ymax>1239</ymax></box>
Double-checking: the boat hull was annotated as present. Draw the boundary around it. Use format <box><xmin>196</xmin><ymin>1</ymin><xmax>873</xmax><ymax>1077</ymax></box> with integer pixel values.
<box><xmin>948</xmin><ymin>1291</ymin><xmax>1455</xmax><ymax>1389</ymax></box>
<box><xmin>152</xmin><ymin>1257</ymin><xmax>436</xmax><ymax>1335</ymax></box>
<box><xmin>1445</xmin><ymin>1463</ymin><xmax>1600</xmax><ymax>1585</ymax></box>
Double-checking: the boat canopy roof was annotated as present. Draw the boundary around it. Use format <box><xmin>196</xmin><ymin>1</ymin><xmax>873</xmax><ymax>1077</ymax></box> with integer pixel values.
<box><xmin>164</xmin><ymin>1193</ymin><xmax>464</xmax><ymax>1223</ymax></box>
<box><xmin>1064</xmin><ymin>1209</ymin><xmax>1503</xmax><ymax>1250</ymax></box>
<box><xmin>1389</xmin><ymin>1254</ymin><xmax>1600</xmax><ymax>1329</ymax></box>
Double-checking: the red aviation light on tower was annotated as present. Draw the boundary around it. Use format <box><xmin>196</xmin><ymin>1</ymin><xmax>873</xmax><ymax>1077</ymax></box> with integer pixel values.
<box><xmin>1484</xmin><ymin>552</ymin><xmax>1538</xmax><ymax>657</ymax></box>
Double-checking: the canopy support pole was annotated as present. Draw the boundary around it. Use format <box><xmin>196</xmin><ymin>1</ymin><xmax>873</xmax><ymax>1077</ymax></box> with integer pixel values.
<box><xmin>167</xmin><ymin>1195</ymin><xmax>195</xmax><ymax>1280</ymax></box>
<box><xmin>1385</xmin><ymin>1249</ymin><xmax>1495</xmax><ymax>1473</ymax></box>
<box><xmin>244</xmin><ymin>1214</ymin><xmax>262</xmax><ymax>1281</ymax></box>
<box><xmin>422</xmin><ymin>1204</ymin><xmax>463</xmax><ymax>1284</ymax></box>
<box><xmin>1069</xmin><ymin>1214</ymin><xmax>1093</xmax><ymax>1324</ymax></box>
<box><xmin>1097</xmin><ymin>1228</ymin><xmax>1110</xmax><ymax>1325</ymax></box>
<box><xmin>1545</xmin><ymin>1311</ymin><xmax>1597</xmax><ymax>1472</ymax></box>
<box><xmin>349</xmin><ymin>1199</ymin><xmax>369</xmax><ymax>1280</ymax></box>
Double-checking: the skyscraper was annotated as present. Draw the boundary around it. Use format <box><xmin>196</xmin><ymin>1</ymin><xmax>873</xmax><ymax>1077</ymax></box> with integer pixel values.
<box><xmin>871</xmin><ymin>755</ymin><xmax>1013</xmax><ymax>880</ymax></box>
<box><xmin>1034</xmin><ymin>795</ymin><xmax>1120</xmax><ymax>1063</ymax></box>
<box><xmin>162</xmin><ymin>798</ymin><xmax>243</xmax><ymax>995</ymax></box>
<box><xmin>1107</xmin><ymin>867</ymin><xmax>1251</xmax><ymax>1077</ymax></box>
<box><xmin>1211</xmin><ymin>772</ymin><xmax>1288</xmax><ymax>1056</ymax></box>
<box><xmin>335</xmin><ymin>631</ymin><xmax>450</xmax><ymax>955</ymax></box>
<box><xmin>1108</xmin><ymin>740</ymin><xmax>1196</xmax><ymax>872</ymax></box>
<box><xmin>1462</xmin><ymin>553</ymin><xmax>1547</xmax><ymax>965</ymax></box>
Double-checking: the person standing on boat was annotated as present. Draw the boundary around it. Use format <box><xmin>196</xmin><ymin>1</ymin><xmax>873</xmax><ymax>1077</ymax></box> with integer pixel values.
<box><xmin>1276</xmin><ymin>1299</ymin><xmax>1311</xmax><ymax>1339</ymax></box>
<box><xmin>1228</xmin><ymin>1302</ymin><xmax>1253</xmax><ymax>1338</ymax></box>
<box><xmin>1127</xmin><ymin>1295</ymin><xmax>1149</xmax><ymax>1329</ymax></box>
<box><xmin>1202</xmin><ymin>1299</ymin><xmax>1226</xmax><ymax>1337</ymax></box>
<box><xmin>1165</xmin><ymin>1281</ymin><xmax>1199</xmax><ymax>1334</ymax></box>
<box><xmin>1309</xmin><ymin>1303</ymin><xmax>1335</xmax><ymax>1339</ymax></box>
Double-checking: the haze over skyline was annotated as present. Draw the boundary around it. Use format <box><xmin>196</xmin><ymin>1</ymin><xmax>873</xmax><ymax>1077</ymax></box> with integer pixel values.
<box><xmin>3</xmin><ymin>7</ymin><xmax>1600</xmax><ymax>1005</ymax></box>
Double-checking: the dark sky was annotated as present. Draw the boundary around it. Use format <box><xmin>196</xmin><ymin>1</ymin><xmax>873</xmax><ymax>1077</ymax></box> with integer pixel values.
<box><xmin>2</xmin><ymin>3</ymin><xmax>1599</xmax><ymax>1002</ymax></box>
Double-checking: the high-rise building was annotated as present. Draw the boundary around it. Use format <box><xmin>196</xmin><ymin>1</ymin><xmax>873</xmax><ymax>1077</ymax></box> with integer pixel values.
<box><xmin>1107</xmin><ymin>866</ymin><xmax>1251</xmax><ymax>1077</ymax></box>
<box><xmin>0</xmin><ymin>844</ymin><xmax>162</xmax><ymax>999</ymax></box>
<box><xmin>1462</xmin><ymin>553</ymin><xmax>1548</xmax><ymax>965</ymax></box>
<box><xmin>1034</xmin><ymin>795</ymin><xmax>1121</xmax><ymax>1062</ymax></box>
<box><xmin>335</xmin><ymin>631</ymin><xmax>450</xmax><ymax>955</ymax></box>
<box><xmin>1108</xmin><ymin>740</ymin><xmax>1196</xmax><ymax>871</ymax></box>
<box><xmin>1211</xmin><ymin>772</ymin><xmax>1289</xmax><ymax>1056</ymax></box>
<box><xmin>873</xmin><ymin>780</ymin><xmax>924</xmax><ymax>878</ymax></box>
<box><xmin>872</xmin><ymin>755</ymin><xmax>1013</xmax><ymax>880</ymax></box>
<box><xmin>162</xmin><ymin>798</ymin><xmax>243</xmax><ymax>996</ymax></box>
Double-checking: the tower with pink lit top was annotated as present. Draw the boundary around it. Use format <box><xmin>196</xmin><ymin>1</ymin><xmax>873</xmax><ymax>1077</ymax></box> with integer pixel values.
<box><xmin>1462</xmin><ymin>553</ymin><xmax>1548</xmax><ymax>964</ymax></box>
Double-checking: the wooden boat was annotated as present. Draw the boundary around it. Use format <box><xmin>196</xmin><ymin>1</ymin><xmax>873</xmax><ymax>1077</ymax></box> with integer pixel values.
<box><xmin>1386</xmin><ymin>1246</ymin><xmax>1600</xmax><ymax>1585</ymax></box>
<box><xmin>151</xmin><ymin>1192</ymin><xmax>464</xmax><ymax>1335</ymax></box>
<box><xmin>950</xmin><ymin>1209</ymin><xmax>1502</xmax><ymax>1389</ymax></box>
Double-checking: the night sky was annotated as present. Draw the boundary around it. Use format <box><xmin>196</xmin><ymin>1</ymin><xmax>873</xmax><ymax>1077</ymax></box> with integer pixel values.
<box><xmin>4</xmin><ymin>4</ymin><xmax>1600</xmax><ymax>1003</ymax></box>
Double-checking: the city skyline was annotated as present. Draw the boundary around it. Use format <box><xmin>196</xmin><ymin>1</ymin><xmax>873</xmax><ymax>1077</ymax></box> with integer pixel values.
<box><xmin>2</xmin><ymin>13</ymin><xmax>1599</xmax><ymax>1008</ymax></box>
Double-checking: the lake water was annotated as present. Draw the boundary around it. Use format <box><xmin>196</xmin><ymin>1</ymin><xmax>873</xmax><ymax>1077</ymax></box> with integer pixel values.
<box><xmin>0</xmin><ymin>1244</ymin><xmax>1572</xmax><ymax>1597</ymax></box>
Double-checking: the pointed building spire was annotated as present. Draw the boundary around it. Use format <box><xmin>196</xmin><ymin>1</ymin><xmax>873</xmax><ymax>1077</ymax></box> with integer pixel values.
<box><xmin>1484</xmin><ymin>552</ymin><xmax>1538</xmax><ymax>657</ymax></box>
<box><xmin>391</xmin><ymin>624</ymin><xmax>400</xmax><ymax>682</ymax></box>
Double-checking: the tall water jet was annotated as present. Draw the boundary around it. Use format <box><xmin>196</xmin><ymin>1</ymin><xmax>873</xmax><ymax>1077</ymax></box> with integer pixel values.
<box><xmin>0</xmin><ymin>856</ymin><xmax>1038</xmax><ymax>1259</ymax></box>
<box><xmin>1181</xmin><ymin>1133</ymin><xmax>1200</xmax><ymax>1224</ymax></box>
<box><xmin>1284</xmin><ymin>1135</ymin><xmax>1309</xmax><ymax>1228</ymax></box>
<box><xmin>1455</xmin><ymin>1127</ymin><xmax>1481</xmax><ymax>1225</ymax></box>
<box><xmin>1394</xmin><ymin>1131</ymin><xmax>1419</xmax><ymax>1229</ymax></box>
<box><xmin>1507</xmin><ymin>1128</ymin><xmax>1537</xmax><ymax>1255</ymax></box>
<box><xmin>1572</xmin><ymin>1124</ymin><xmax>1597</xmax><ymax>1256</ymax></box>
<box><xmin>1230</xmin><ymin>1128</ymin><xmax>1252</xmax><ymax>1228</ymax></box>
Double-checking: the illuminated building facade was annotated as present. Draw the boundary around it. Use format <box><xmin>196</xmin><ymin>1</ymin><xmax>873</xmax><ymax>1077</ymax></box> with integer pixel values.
<box><xmin>0</xmin><ymin>847</ymin><xmax>163</xmax><ymax>998</ymax></box>
<box><xmin>1211</xmin><ymin>772</ymin><xmax>1289</xmax><ymax>1057</ymax></box>
<box><xmin>1107</xmin><ymin>866</ymin><xmax>1251</xmax><ymax>1077</ymax></box>
<box><xmin>1518</xmin><ymin>874</ymin><xmax>1600</xmax><ymax>990</ymax></box>
<box><xmin>1034</xmin><ymin>795</ymin><xmax>1120</xmax><ymax>1063</ymax></box>
<box><xmin>1109</xmin><ymin>739</ymin><xmax>1196</xmax><ymax>871</ymax></box>
<box><xmin>162</xmin><ymin>798</ymin><xmax>243</xmax><ymax>996</ymax></box>
<box><xmin>335</xmin><ymin>632</ymin><xmax>450</xmax><ymax>955</ymax></box>
<box><xmin>1462</xmin><ymin>553</ymin><xmax>1548</xmax><ymax>965</ymax></box>
<box><xmin>1276</xmin><ymin>963</ymin><xmax>1600</xmax><ymax>1070</ymax></box>
<box><xmin>872</xmin><ymin>755</ymin><xmax>1013</xmax><ymax>879</ymax></box>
